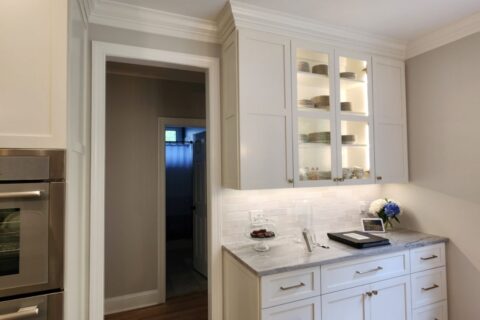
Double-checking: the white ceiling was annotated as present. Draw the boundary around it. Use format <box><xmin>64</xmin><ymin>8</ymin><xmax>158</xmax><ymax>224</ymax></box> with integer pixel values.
<box><xmin>112</xmin><ymin>0</ymin><xmax>480</xmax><ymax>41</ymax></box>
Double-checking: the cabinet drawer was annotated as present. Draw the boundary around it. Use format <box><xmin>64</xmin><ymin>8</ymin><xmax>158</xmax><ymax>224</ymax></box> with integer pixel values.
<box><xmin>261</xmin><ymin>267</ymin><xmax>320</xmax><ymax>308</ymax></box>
<box><xmin>321</xmin><ymin>251</ymin><xmax>410</xmax><ymax>293</ymax></box>
<box><xmin>413</xmin><ymin>301</ymin><xmax>448</xmax><ymax>320</ymax></box>
<box><xmin>261</xmin><ymin>296</ymin><xmax>320</xmax><ymax>320</ymax></box>
<box><xmin>411</xmin><ymin>244</ymin><xmax>446</xmax><ymax>273</ymax></box>
<box><xmin>411</xmin><ymin>267</ymin><xmax>447</xmax><ymax>308</ymax></box>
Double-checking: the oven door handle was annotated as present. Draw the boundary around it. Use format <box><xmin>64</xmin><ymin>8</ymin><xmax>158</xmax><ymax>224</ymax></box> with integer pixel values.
<box><xmin>0</xmin><ymin>306</ymin><xmax>39</xmax><ymax>320</ymax></box>
<box><xmin>0</xmin><ymin>191</ymin><xmax>43</xmax><ymax>199</ymax></box>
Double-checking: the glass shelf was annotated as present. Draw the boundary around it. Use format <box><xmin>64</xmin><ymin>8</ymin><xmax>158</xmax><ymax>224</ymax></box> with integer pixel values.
<box><xmin>297</xmin><ymin>71</ymin><xmax>329</xmax><ymax>87</ymax></box>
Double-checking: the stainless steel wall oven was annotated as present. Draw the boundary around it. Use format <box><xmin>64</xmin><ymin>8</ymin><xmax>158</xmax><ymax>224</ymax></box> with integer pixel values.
<box><xmin>0</xmin><ymin>149</ymin><xmax>64</xmax><ymax>319</ymax></box>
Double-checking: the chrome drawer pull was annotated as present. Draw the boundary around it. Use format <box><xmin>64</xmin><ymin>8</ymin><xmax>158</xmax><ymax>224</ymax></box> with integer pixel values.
<box><xmin>0</xmin><ymin>306</ymin><xmax>39</xmax><ymax>320</ymax></box>
<box><xmin>420</xmin><ymin>255</ymin><xmax>438</xmax><ymax>261</ymax></box>
<box><xmin>355</xmin><ymin>266</ymin><xmax>383</xmax><ymax>275</ymax></box>
<box><xmin>0</xmin><ymin>191</ymin><xmax>42</xmax><ymax>199</ymax></box>
<box><xmin>280</xmin><ymin>282</ymin><xmax>305</xmax><ymax>291</ymax></box>
<box><xmin>421</xmin><ymin>284</ymin><xmax>439</xmax><ymax>291</ymax></box>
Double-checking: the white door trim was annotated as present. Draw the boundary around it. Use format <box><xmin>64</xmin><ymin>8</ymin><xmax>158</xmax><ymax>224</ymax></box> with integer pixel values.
<box><xmin>90</xmin><ymin>41</ymin><xmax>222</xmax><ymax>320</ymax></box>
<box><xmin>157</xmin><ymin>117</ymin><xmax>206</xmax><ymax>303</ymax></box>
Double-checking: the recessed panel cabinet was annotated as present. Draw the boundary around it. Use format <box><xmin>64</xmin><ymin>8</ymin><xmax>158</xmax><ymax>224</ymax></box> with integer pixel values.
<box><xmin>222</xmin><ymin>30</ymin><xmax>293</xmax><ymax>189</ymax></box>
<box><xmin>0</xmin><ymin>0</ymin><xmax>67</xmax><ymax>148</ymax></box>
<box><xmin>221</xmin><ymin>29</ymin><xmax>408</xmax><ymax>189</ymax></box>
<box><xmin>372</xmin><ymin>58</ymin><xmax>409</xmax><ymax>183</ymax></box>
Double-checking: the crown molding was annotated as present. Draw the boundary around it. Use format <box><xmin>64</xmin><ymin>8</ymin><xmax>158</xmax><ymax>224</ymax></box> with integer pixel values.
<box><xmin>219</xmin><ymin>1</ymin><xmax>407</xmax><ymax>60</ymax></box>
<box><xmin>406</xmin><ymin>11</ymin><xmax>480</xmax><ymax>59</ymax></box>
<box><xmin>84</xmin><ymin>0</ymin><xmax>408</xmax><ymax>59</ymax></box>
<box><xmin>87</xmin><ymin>0</ymin><xmax>219</xmax><ymax>43</ymax></box>
<box><xmin>76</xmin><ymin>0</ymin><xmax>90</xmax><ymax>27</ymax></box>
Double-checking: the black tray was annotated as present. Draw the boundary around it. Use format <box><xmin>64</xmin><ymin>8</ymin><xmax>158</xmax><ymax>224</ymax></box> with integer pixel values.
<box><xmin>327</xmin><ymin>231</ymin><xmax>390</xmax><ymax>249</ymax></box>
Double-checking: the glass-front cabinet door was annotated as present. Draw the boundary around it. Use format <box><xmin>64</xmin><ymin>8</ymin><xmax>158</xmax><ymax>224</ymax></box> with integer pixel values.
<box><xmin>334</xmin><ymin>52</ymin><xmax>375</xmax><ymax>184</ymax></box>
<box><xmin>292</xmin><ymin>42</ymin><xmax>338</xmax><ymax>186</ymax></box>
<box><xmin>292</xmin><ymin>43</ymin><xmax>375</xmax><ymax>186</ymax></box>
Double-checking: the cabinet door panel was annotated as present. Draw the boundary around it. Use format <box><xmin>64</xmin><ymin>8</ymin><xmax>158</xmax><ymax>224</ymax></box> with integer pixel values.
<box><xmin>373</xmin><ymin>58</ymin><xmax>408</xmax><ymax>183</ymax></box>
<box><xmin>0</xmin><ymin>0</ymin><xmax>66</xmax><ymax>148</ymax></box>
<box><xmin>262</xmin><ymin>297</ymin><xmax>320</xmax><ymax>320</ymax></box>
<box><xmin>411</xmin><ymin>267</ymin><xmax>447</xmax><ymax>308</ymax></box>
<box><xmin>238</xmin><ymin>30</ymin><xmax>293</xmax><ymax>189</ymax></box>
<box><xmin>413</xmin><ymin>301</ymin><xmax>448</xmax><ymax>320</ymax></box>
<box><xmin>322</xmin><ymin>285</ymin><xmax>369</xmax><ymax>320</ymax></box>
<box><xmin>334</xmin><ymin>50</ymin><xmax>375</xmax><ymax>185</ymax></box>
<box><xmin>370</xmin><ymin>276</ymin><xmax>411</xmax><ymax>320</ymax></box>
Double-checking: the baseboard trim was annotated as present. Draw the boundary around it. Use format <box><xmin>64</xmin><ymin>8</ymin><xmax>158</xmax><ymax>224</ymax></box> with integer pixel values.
<box><xmin>104</xmin><ymin>289</ymin><xmax>160</xmax><ymax>315</ymax></box>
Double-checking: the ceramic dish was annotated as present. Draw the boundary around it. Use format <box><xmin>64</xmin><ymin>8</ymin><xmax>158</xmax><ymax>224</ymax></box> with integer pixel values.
<box><xmin>341</xmin><ymin>134</ymin><xmax>356</xmax><ymax>144</ymax></box>
<box><xmin>340</xmin><ymin>71</ymin><xmax>356</xmax><ymax>79</ymax></box>
<box><xmin>312</xmin><ymin>64</ymin><xmax>328</xmax><ymax>76</ymax></box>
<box><xmin>341</xmin><ymin>102</ymin><xmax>352</xmax><ymax>111</ymax></box>
<box><xmin>297</xmin><ymin>61</ymin><xmax>310</xmax><ymax>72</ymax></box>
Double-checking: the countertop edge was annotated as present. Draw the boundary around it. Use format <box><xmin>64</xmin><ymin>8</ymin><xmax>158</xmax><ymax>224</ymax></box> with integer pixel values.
<box><xmin>223</xmin><ymin>233</ymin><xmax>449</xmax><ymax>277</ymax></box>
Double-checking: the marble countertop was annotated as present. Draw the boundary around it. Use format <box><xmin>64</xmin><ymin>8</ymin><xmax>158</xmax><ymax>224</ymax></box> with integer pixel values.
<box><xmin>223</xmin><ymin>229</ymin><xmax>448</xmax><ymax>276</ymax></box>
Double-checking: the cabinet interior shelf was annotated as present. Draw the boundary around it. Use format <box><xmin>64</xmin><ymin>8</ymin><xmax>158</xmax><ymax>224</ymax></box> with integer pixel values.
<box><xmin>297</xmin><ymin>71</ymin><xmax>367</xmax><ymax>90</ymax></box>
<box><xmin>340</xmin><ymin>77</ymin><xmax>367</xmax><ymax>89</ymax></box>
<box><xmin>297</xmin><ymin>71</ymin><xmax>329</xmax><ymax>87</ymax></box>
<box><xmin>299</xmin><ymin>142</ymin><xmax>367</xmax><ymax>147</ymax></box>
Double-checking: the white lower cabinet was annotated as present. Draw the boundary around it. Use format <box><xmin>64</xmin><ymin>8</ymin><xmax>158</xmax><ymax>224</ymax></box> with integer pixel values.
<box><xmin>412</xmin><ymin>301</ymin><xmax>448</xmax><ymax>320</ymax></box>
<box><xmin>262</xmin><ymin>297</ymin><xmax>321</xmax><ymax>320</ymax></box>
<box><xmin>322</xmin><ymin>276</ymin><xmax>411</xmax><ymax>320</ymax></box>
<box><xmin>322</xmin><ymin>284</ymin><xmax>368</xmax><ymax>320</ymax></box>
<box><xmin>223</xmin><ymin>243</ymin><xmax>447</xmax><ymax>320</ymax></box>
<box><xmin>370</xmin><ymin>276</ymin><xmax>411</xmax><ymax>320</ymax></box>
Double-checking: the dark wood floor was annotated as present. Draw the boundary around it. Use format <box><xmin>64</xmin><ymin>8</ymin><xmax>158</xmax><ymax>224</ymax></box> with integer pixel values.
<box><xmin>105</xmin><ymin>291</ymin><xmax>208</xmax><ymax>320</ymax></box>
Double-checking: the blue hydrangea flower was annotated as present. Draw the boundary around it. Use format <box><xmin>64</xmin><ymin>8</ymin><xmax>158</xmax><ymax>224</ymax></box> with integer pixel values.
<box><xmin>384</xmin><ymin>202</ymin><xmax>400</xmax><ymax>217</ymax></box>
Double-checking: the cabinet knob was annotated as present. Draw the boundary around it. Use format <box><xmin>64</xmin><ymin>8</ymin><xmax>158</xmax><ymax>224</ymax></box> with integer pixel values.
<box><xmin>288</xmin><ymin>179</ymin><xmax>294</xmax><ymax>184</ymax></box>
<box><xmin>376</xmin><ymin>176</ymin><xmax>383</xmax><ymax>180</ymax></box>
<box><xmin>365</xmin><ymin>291</ymin><xmax>372</xmax><ymax>297</ymax></box>
<box><xmin>372</xmin><ymin>290</ymin><xmax>378</xmax><ymax>296</ymax></box>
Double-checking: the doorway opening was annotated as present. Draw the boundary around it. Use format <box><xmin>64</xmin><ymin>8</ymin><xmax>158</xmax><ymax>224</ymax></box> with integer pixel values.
<box><xmin>164</xmin><ymin>125</ymin><xmax>208</xmax><ymax>298</ymax></box>
<box><xmin>103</xmin><ymin>61</ymin><xmax>208</xmax><ymax>320</ymax></box>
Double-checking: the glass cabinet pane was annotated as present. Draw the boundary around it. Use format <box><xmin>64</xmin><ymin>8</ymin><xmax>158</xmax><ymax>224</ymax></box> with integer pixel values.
<box><xmin>340</xmin><ymin>120</ymin><xmax>371</xmax><ymax>180</ymax></box>
<box><xmin>338</xmin><ymin>56</ymin><xmax>368</xmax><ymax>115</ymax></box>
<box><xmin>296</xmin><ymin>49</ymin><xmax>331</xmax><ymax>112</ymax></box>
<box><xmin>298</xmin><ymin>117</ymin><xmax>332</xmax><ymax>181</ymax></box>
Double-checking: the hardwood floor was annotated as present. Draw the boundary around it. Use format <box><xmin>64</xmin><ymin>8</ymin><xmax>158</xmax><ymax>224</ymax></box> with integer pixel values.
<box><xmin>105</xmin><ymin>291</ymin><xmax>208</xmax><ymax>320</ymax></box>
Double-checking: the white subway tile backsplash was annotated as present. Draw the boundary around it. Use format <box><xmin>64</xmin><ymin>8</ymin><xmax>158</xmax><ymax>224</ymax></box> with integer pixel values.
<box><xmin>221</xmin><ymin>185</ymin><xmax>382</xmax><ymax>245</ymax></box>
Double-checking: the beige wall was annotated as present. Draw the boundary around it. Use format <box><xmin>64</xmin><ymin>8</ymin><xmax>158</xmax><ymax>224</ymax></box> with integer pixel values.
<box><xmin>105</xmin><ymin>71</ymin><xmax>205</xmax><ymax>299</ymax></box>
<box><xmin>385</xmin><ymin>32</ymin><xmax>480</xmax><ymax>319</ymax></box>
<box><xmin>89</xmin><ymin>24</ymin><xmax>220</xmax><ymax>58</ymax></box>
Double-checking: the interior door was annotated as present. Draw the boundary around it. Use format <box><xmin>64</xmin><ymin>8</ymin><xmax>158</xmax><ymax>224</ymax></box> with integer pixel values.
<box><xmin>192</xmin><ymin>131</ymin><xmax>207</xmax><ymax>277</ymax></box>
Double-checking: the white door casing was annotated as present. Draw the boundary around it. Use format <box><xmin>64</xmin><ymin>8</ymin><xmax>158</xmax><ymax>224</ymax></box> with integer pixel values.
<box><xmin>91</xmin><ymin>42</ymin><xmax>221</xmax><ymax>320</ymax></box>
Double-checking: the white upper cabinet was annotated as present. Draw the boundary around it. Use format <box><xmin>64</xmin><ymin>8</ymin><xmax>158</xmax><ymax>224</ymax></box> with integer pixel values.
<box><xmin>0</xmin><ymin>0</ymin><xmax>67</xmax><ymax>148</ymax></box>
<box><xmin>221</xmin><ymin>28</ymin><xmax>408</xmax><ymax>189</ymax></box>
<box><xmin>372</xmin><ymin>58</ymin><xmax>409</xmax><ymax>183</ymax></box>
<box><xmin>222</xmin><ymin>30</ymin><xmax>293</xmax><ymax>189</ymax></box>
